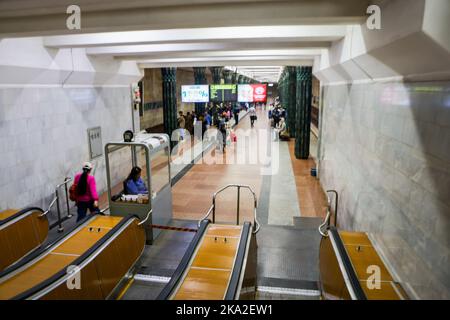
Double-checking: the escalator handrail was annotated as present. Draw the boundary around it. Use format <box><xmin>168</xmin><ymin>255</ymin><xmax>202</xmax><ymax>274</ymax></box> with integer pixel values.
<box><xmin>0</xmin><ymin>213</ymin><xmax>101</xmax><ymax>279</ymax></box>
<box><xmin>224</xmin><ymin>221</ymin><xmax>252</xmax><ymax>300</ymax></box>
<box><xmin>12</xmin><ymin>214</ymin><xmax>140</xmax><ymax>300</ymax></box>
<box><xmin>329</xmin><ymin>227</ymin><xmax>367</xmax><ymax>300</ymax></box>
<box><xmin>0</xmin><ymin>207</ymin><xmax>46</xmax><ymax>228</ymax></box>
<box><xmin>156</xmin><ymin>219</ymin><xmax>210</xmax><ymax>300</ymax></box>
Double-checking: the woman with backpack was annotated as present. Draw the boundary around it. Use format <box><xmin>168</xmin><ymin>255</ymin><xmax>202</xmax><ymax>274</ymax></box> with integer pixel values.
<box><xmin>73</xmin><ymin>162</ymin><xmax>99</xmax><ymax>222</ymax></box>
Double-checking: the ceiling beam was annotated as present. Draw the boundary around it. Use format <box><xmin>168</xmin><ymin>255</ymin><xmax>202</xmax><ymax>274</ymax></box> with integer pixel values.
<box><xmin>0</xmin><ymin>0</ymin><xmax>369</xmax><ymax>37</ymax></box>
<box><xmin>44</xmin><ymin>26</ymin><xmax>348</xmax><ymax>48</ymax></box>
<box><xmin>114</xmin><ymin>49</ymin><xmax>322</xmax><ymax>61</ymax></box>
<box><xmin>138</xmin><ymin>58</ymin><xmax>314</xmax><ymax>68</ymax></box>
<box><xmin>85</xmin><ymin>41</ymin><xmax>331</xmax><ymax>56</ymax></box>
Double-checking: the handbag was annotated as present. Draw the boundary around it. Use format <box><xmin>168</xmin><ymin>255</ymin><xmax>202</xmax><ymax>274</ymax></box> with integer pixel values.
<box><xmin>69</xmin><ymin>183</ymin><xmax>78</xmax><ymax>202</ymax></box>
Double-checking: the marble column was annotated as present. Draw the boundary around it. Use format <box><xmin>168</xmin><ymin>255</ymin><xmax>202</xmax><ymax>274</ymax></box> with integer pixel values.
<box><xmin>194</xmin><ymin>67</ymin><xmax>207</xmax><ymax>114</ymax></box>
<box><xmin>286</xmin><ymin>66</ymin><xmax>297</xmax><ymax>138</ymax></box>
<box><xmin>210</xmin><ymin>66</ymin><xmax>223</xmax><ymax>84</ymax></box>
<box><xmin>223</xmin><ymin>69</ymin><xmax>233</xmax><ymax>84</ymax></box>
<box><xmin>295</xmin><ymin>66</ymin><xmax>312</xmax><ymax>160</ymax></box>
<box><xmin>231</xmin><ymin>72</ymin><xmax>238</xmax><ymax>84</ymax></box>
<box><xmin>161</xmin><ymin>67</ymin><xmax>178</xmax><ymax>139</ymax></box>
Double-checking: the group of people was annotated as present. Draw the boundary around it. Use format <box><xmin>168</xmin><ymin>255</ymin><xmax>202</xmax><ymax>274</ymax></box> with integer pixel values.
<box><xmin>177</xmin><ymin>110</ymin><xmax>212</xmax><ymax>140</ymax></box>
<box><xmin>268</xmin><ymin>104</ymin><xmax>289</xmax><ymax>140</ymax></box>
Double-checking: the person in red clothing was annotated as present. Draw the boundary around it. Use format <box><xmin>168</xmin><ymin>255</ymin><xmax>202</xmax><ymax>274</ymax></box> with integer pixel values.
<box><xmin>74</xmin><ymin>162</ymin><xmax>100</xmax><ymax>222</ymax></box>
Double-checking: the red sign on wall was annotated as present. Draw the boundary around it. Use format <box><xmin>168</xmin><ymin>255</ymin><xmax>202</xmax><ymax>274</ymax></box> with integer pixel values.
<box><xmin>238</xmin><ymin>84</ymin><xmax>267</xmax><ymax>102</ymax></box>
<box><xmin>252</xmin><ymin>84</ymin><xmax>267</xmax><ymax>102</ymax></box>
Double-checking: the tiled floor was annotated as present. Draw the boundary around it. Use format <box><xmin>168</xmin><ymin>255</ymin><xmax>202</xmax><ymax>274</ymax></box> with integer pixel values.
<box><xmin>288</xmin><ymin>137</ymin><xmax>327</xmax><ymax>218</ymax></box>
<box><xmin>172</xmin><ymin>111</ymin><xmax>262</xmax><ymax>224</ymax></box>
<box><xmin>172</xmin><ymin>108</ymin><xmax>328</xmax><ymax>225</ymax></box>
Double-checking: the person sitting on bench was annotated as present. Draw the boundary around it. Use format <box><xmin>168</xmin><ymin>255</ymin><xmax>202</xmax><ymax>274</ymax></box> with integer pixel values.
<box><xmin>124</xmin><ymin>166</ymin><xmax>148</xmax><ymax>195</ymax></box>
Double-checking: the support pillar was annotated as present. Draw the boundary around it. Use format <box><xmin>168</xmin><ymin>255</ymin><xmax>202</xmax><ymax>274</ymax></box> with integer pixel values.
<box><xmin>210</xmin><ymin>66</ymin><xmax>223</xmax><ymax>84</ymax></box>
<box><xmin>194</xmin><ymin>67</ymin><xmax>207</xmax><ymax>114</ymax></box>
<box><xmin>231</xmin><ymin>72</ymin><xmax>238</xmax><ymax>84</ymax></box>
<box><xmin>286</xmin><ymin>66</ymin><xmax>297</xmax><ymax>138</ymax></box>
<box><xmin>223</xmin><ymin>69</ymin><xmax>233</xmax><ymax>84</ymax></box>
<box><xmin>295</xmin><ymin>66</ymin><xmax>312</xmax><ymax>160</ymax></box>
<box><xmin>161</xmin><ymin>67</ymin><xmax>178</xmax><ymax>139</ymax></box>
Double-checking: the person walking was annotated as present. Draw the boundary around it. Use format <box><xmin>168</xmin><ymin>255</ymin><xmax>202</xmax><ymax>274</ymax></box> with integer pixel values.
<box><xmin>185</xmin><ymin>111</ymin><xmax>193</xmax><ymax>136</ymax></box>
<box><xmin>249</xmin><ymin>105</ymin><xmax>257</xmax><ymax>127</ymax></box>
<box><xmin>177</xmin><ymin>111</ymin><xmax>186</xmax><ymax>141</ymax></box>
<box><xmin>74</xmin><ymin>162</ymin><xmax>99</xmax><ymax>222</ymax></box>
<box><xmin>233</xmin><ymin>103</ymin><xmax>240</xmax><ymax>125</ymax></box>
<box><xmin>217</xmin><ymin>114</ymin><xmax>227</xmax><ymax>152</ymax></box>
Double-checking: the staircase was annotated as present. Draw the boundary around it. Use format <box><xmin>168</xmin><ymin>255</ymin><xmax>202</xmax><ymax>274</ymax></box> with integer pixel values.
<box><xmin>255</xmin><ymin>217</ymin><xmax>323</xmax><ymax>300</ymax></box>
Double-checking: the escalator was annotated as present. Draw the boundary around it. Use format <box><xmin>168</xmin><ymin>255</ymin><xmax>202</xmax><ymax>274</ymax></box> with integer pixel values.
<box><xmin>319</xmin><ymin>227</ymin><xmax>409</xmax><ymax>300</ymax></box>
<box><xmin>0</xmin><ymin>207</ymin><xmax>49</xmax><ymax>271</ymax></box>
<box><xmin>155</xmin><ymin>220</ymin><xmax>257</xmax><ymax>300</ymax></box>
<box><xmin>0</xmin><ymin>214</ymin><xmax>145</xmax><ymax>300</ymax></box>
<box><xmin>317</xmin><ymin>192</ymin><xmax>410</xmax><ymax>300</ymax></box>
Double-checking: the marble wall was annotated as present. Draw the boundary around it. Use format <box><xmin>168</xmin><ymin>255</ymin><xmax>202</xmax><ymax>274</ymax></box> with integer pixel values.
<box><xmin>140</xmin><ymin>68</ymin><xmax>196</xmax><ymax>130</ymax></box>
<box><xmin>0</xmin><ymin>86</ymin><xmax>133</xmax><ymax>223</ymax></box>
<box><xmin>319</xmin><ymin>80</ymin><xmax>450</xmax><ymax>299</ymax></box>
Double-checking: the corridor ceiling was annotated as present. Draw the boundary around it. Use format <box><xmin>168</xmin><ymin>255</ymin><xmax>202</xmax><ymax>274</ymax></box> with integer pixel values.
<box><xmin>0</xmin><ymin>0</ymin><xmax>374</xmax><ymax>82</ymax></box>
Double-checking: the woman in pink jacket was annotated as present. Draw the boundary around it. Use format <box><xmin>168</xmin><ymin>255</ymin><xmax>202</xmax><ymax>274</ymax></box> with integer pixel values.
<box><xmin>74</xmin><ymin>162</ymin><xmax>99</xmax><ymax>222</ymax></box>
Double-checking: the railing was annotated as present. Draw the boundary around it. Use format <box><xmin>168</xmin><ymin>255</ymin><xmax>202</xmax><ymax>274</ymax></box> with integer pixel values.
<box><xmin>39</xmin><ymin>177</ymin><xmax>73</xmax><ymax>232</ymax></box>
<box><xmin>199</xmin><ymin>184</ymin><xmax>260</xmax><ymax>234</ymax></box>
<box><xmin>318</xmin><ymin>190</ymin><xmax>339</xmax><ymax>237</ymax></box>
<box><xmin>138</xmin><ymin>209</ymin><xmax>153</xmax><ymax>226</ymax></box>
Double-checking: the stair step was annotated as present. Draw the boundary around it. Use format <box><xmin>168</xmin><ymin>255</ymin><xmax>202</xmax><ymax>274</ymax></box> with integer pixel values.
<box><xmin>293</xmin><ymin>217</ymin><xmax>323</xmax><ymax>230</ymax></box>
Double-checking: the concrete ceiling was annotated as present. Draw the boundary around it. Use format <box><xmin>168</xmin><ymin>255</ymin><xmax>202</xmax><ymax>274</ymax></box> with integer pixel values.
<box><xmin>0</xmin><ymin>0</ymin><xmax>373</xmax><ymax>82</ymax></box>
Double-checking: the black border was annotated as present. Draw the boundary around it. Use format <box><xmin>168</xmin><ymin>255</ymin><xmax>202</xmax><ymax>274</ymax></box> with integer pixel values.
<box><xmin>156</xmin><ymin>219</ymin><xmax>210</xmax><ymax>300</ymax></box>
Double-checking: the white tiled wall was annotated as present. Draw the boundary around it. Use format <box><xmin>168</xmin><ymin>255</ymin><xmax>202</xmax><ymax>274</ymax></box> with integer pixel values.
<box><xmin>319</xmin><ymin>81</ymin><xmax>450</xmax><ymax>299</ymax></box>
<box><xmin>0</xmin><ymin>86</ymin><xmax>133</xmax><ymax>222</ymax></box>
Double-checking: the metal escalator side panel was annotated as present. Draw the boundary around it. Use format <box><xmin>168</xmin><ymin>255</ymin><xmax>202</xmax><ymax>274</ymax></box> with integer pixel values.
<box><xmin>0</xmin><ymin>213</ymin><xmax>98</xmax><ymax>286</ymax></box>
<box><xmin>225</xmin><ymin>222</ymin><xmax>254</xmax><ymax>300</ymax></box>
<box><xmin>0</xmin><ymin>208</ymin><xmax>49</xmax><ymax>272</ymax></box>
<box><xmin>38</xmin><ymin>217</ymin><xmax>146</xmax><ymax>300</ymax></box>
<box><xmin>156</xmin><ymin>219</ymin><xmax>211</xmax><ymax>300</ymax></box>
<box><xmin>319</xmin><ymin>232</ymin><xmax>352</xmax><ymax>300</ymax></box>
<box><xmin>327</xmin><ymin>228</ymin><xmax>366</xmax><ymax>300</ymax></box>
<box><xmin>2</xmin><ymin>214</ymin><xmax>139</xmax><ymax>300</ymax></box>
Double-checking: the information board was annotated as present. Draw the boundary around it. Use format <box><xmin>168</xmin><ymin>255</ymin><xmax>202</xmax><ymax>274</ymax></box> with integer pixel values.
<box><xmin>181</xmin><ymin>85</ymin><xmax>209</xmax><ymax>103</ymax></box>
<box><xmin>210</xmin><ymin>84</ymin><xmax>237</xmax><ymax>102</ymax></box>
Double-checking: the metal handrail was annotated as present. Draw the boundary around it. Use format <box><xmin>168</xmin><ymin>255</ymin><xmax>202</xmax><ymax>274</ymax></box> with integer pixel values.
<box><xmin>318</xmin><ymin>190</ymin><xmax>339</xmax><ymax>237</ymax></box>
<box><xmin>318</xmin><ymin>206</ymin><xmax>331</xmax><ymax>237</ymax></box>
<box><xmin>198</xmin><ymin>184</ymin><xmax>260</xmax><ymax>234</ymax></box>
<box><xmin>39</xmin><ymin>177</ymin><xmax>73</xmax><ymax>232</ymax></box>
<box><xmin>199</xmin><ymin>204</ymin><xmax>215</xmax><ymax>225</ymax></box>
<box><xmin>39</xmin><ymin>197</ymin><xmax>58</xmax><ymax>218</ymax></box>
<box><xmin>100</xmin><ymin>206</ymin><xmax>110</xmax><ymax>214</ymax></box>
<box><xmin>138</xmin><ymin>209</ymin><xmax>153</xmax><ymax>226</ymax></box>
<box><xmin>327</xmin><ymin>190</ymin><xmax>338</xmax><ymax>227</ymax></box>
